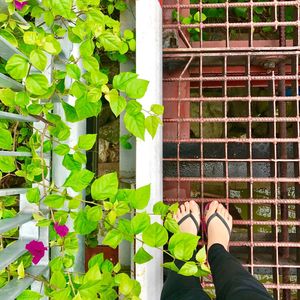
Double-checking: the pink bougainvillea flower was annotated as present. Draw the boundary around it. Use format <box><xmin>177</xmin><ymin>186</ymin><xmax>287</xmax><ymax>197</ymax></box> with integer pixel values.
<box><xmin>14</xmin><ymin>0</ymin><xmax>28</xmax><ymax>10</ymax></box>
<box><xmin>25</xmin><ymin>240</ymin><xmax>47</xmax><ymax>264</ymax></box>
<box><xmin>54</xmin><ymin>222</ymin><xmax>69</xmax><ymax>238</ymax></box>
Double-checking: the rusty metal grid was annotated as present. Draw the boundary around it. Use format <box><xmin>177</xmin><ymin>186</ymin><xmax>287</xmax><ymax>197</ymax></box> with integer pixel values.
<box><xmin>162</xmin><ymin>0</ymin><xmax>300</xmax><ymax>51</ymax></box>
<box><xmin>162</xmin><ymin>1</ymin><xmax>300</xmax><ymax>298</ymax></box>
<box><xmin>163</xmin><ymin>50</ymin><xmax>300</xmax><ymax>299</ymax></box>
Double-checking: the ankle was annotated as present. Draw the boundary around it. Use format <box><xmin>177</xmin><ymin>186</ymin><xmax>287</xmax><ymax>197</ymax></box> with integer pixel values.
<box><xmin>207</xmin><ymin>243</ymin><xmax>228</xmax><ymax>265</ymax></box>
<box><xmin>207</xmin><ymin>242</ymin><xmax>228</xmax><ymax>253</ymax></box>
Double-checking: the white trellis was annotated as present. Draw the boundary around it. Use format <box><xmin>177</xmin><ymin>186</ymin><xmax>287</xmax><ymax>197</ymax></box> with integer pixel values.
<box><xmin>0</xmin><ymin>2</ymin><xmax>86</xmax><ymax>298</ymax></box>
<box><xmin>0</xmin><ymin>0</ymin><xmax>163</xmax><ymax>299</ymax></box>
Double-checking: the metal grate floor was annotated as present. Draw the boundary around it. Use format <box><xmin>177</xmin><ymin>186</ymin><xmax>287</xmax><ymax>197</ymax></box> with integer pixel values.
<box><xmin>162</xmin><ymin>1</ymin><xmax>300</xmax><ymax>299</ymax></box>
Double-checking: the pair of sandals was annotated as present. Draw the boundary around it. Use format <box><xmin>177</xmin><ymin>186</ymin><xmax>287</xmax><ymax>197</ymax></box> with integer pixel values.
<box><xmin>177</xmin><ymin>202</ymin><xmax>231</xmax><ymax>238</ymax></box>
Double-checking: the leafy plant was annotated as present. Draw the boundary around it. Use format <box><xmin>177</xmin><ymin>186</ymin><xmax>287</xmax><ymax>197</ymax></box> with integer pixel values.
<box><xmin>173</xmin><ymin>0</ymin><xmax>295</xmax><ymax>42</ymax></box>
<box><xmin>0</xmin><ymin>0</ymin><xmax>209</xmax><ymax>299</ymax></box>
<box><xmin>172</xmin><ymin>9</ymin><xmax>207</xmax><ymax>42</ymax></box>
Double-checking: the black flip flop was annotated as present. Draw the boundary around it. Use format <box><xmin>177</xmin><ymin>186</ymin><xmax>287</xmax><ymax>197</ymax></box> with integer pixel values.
<box><xmin>206</xmin><ymin>211</ymin><xmax>231</xmax><ymax>237</ymax></box>
<box><xmin>178</xmin><ymin>212</ymin><xmax>200</xmax><ymax>233</ymax></box>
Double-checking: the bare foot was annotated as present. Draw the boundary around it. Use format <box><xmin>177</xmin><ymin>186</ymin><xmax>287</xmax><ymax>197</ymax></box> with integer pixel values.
<box><xmin>174</xmin><ymin>200</ymin><xmax>200</xmax><ymax>236</ymax></box>
<box><xmin>205</xmin><ymin>201</ymin><xmax>232</xmax><ymax>251</ymax></box>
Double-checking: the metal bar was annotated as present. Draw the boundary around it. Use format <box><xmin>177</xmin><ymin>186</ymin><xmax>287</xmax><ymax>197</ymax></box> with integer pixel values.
<box><xmin>0</xmin><ymin>239</ymin><xmax>30</xmax><ymax>270</ymax></box>
<box><xmin>163</xmin><ymin>96</ymin><xmax>300</xmax><ymax>102</ymax></box>
<box><xmin>0</xmin><ymin>213</ymin><xmax>32</xmax><ymax>234</ymax></box>
<box><xmin>164</xmin><ymin>75</ymin><xmax>299</xmax><ymax>82</ymax></box>
<box><xmin>0</xmin><ymin>111</ymin><xmax>36</xmax><ymax>122</ymax></box>
<box><xmin>0</xmin><ymin>151</ymin><xmax>32</xmax><ymax>157</ymax></box>
<box><xmin>163</xmin><ymin>1</ymin><xmax>299</xmax><ymax>9</ymax></box>
<box><xmin>245</xmin><ymin>49</ymin><xmax>253</xmax><ymax>278</ymax></box>
<box><xmin>164</xmin><ymin>198</ymin><xmax>300</xmax><ymax>205</ymax></box>
<box><xmin>260</xmin><ymin>284</ymin><xmax>300</xmax><ymax>289</ymax></box>
<box><xmin>164</xmin><ymin>158</ymin><xmax>300</xmax><ymax>162</ymax></box>
<box><xmin>205</xmin><ymin>283</ymin><xmax>300</xmax><ymax>289</ymax></box>
<box><xmin>164</xmin><ymin>138</ymin><xmax>300</xmax><ymax>143</ymax></box>
<box><xmin>0</xmin><ymin>73</ymin><xmax>23</xmax><ymax>91</ymax></box>
<box><xmin>164</xmin><ymin>46</ymin><xmax>300</xmax><ymax>52</ymax></box>
<box><xmin>11</xmin><ymin>13</ymin><xmax>28</xmax><ymax>25</ymax></box>
<box><xmin>164</xmin><ymin>21</ymin><xmax>299</xmax><ymax>29</ymax></box>
<box><xmin>0</xmin><ymin>112</ymin><xmax>35</xmax><ymax>125</ymax></box>
<box><xmin>233</xmin><ymin>220</ymin><xmax>300</xmax><ymax>226</ymax></box>
<box><xmin>0</xmin><ymin>188</ymin><xmax>27</xmax><ymax>197</ymax></box>
<box><xmin>163</xmin><ymin>177</ymin><xmax>300</xmax><ymax>182</ymax></box>
<box><xmin>243</xmin><ymin>264</ymin><xmax>300</xmax><ymax>269</ymax></box>
<box><xmin>267</xmin><ymin>74</ymin><xmax>278</xmax><ymax>298</ymax></box>
<box><xmin>0</xmin><ymin>36</ymin><xmax>25</xmax><ymax>61</ymax></box>
<box><xmin>229</xmin><ymin>241</ymin><xmax>300</xmax><ymax>247</ymax></box>
<box><xmin>163</xmin><ymin>51</ymin><xmax>300</xmax><ymax>57</ymax></box>
<box><xmin>164</xmin><ymin>117</ymin><xmax>300</xmax><ymax>122</ymax></box>
<box><xmin>277</xmin><ymin>2</ymin><xmax>290</xmax><ymax>298</ymax></box>
<box><xmin>0</xmin><ymin>266</ymin><xmax>48</xmax><ymax>300</ymax></box>
<box><xmin>291</xmin><ymin>16</ymin><xmax>300</xmax><ymax>299</ymax></box>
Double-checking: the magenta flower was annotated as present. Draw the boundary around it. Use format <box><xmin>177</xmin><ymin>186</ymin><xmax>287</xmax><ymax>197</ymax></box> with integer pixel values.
<box><xmin>25</xmin><ymin>240</ymin><xmax>47</xmax><ymax>264</ymax></box>
<box><xmin>54</xmin><ymin>222</ymin><xmax>69</xmax><ymax>237</ymax></box>
<box><xmin>14</xmin><ymin>0</ymin><xmax>28</xmax><ymax>10</ymax></box>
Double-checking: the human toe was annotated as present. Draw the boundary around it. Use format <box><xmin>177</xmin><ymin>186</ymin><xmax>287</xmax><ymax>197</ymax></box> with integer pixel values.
<box><xmin>217</xmin><ymin>203</ymin><xmax>226</xmax><ymax>218</ymax></box>
<box><xmin>174</xmin><ymin>205</ymin><xmax>181</xmax><ymax>220</ymax></box>
<box><xmin>180</xmin><ymin>203</ymin><xmax>187</xmax><ymax>215</ymax></box>
<box><xmin>184</xmin><ymin>201</ymin><xmax>190</xmax><ymax>213</ymax></box>
<box><xmin>205</xmin><ymin>201</ymin><xmax>219</xmax><ymax>221</ymax></box>
<box><xmin>175</xmin><ymin>204</ymin><xmax>185</xmax><ymax>220</ymax></box>
<box><xmin>190</xmin><ymin>200</ymin><xmax>200</xmax><ymax>215</ymax></box>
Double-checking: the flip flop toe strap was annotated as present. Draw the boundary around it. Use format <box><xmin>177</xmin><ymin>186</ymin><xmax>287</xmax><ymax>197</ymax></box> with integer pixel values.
<box><xmin>206</xmin><ymin>212</ymin><xmax>231</xmax><ymax>237</ymax></box>
<box><xmin>178</xmin><ymin>213</ymin><xmax>200</xmax><ymax>232</ymax></box>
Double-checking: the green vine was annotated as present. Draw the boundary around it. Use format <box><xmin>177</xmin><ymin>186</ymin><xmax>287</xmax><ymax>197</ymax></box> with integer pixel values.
<box><xmin>172</xmin><ymin>0</ymin><xmax>294</xmax><ymax>42</ymax></box>
<box><xmin>0</xmin><ymin>0</ymin><xmax>209</xmax><ymax>299</ymax></box>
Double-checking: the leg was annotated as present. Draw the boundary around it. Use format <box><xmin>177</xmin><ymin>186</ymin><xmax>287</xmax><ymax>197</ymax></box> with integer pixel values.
<box><xmin>161</xmin><ymin>201</ymin><xmax>210</xmax><ymax>300</ymax></box>
<box><xmin>208</xmin><ymin>244</ymin><xmax>273</xmax><ymax>300</ymax></box>
<box><xmin>206</xmin><ymin>201</ymin><xmax>273</xmax><ymax>300</ymax></box>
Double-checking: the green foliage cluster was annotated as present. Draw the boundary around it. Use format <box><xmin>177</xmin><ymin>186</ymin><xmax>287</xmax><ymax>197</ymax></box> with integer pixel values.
<box><xmin>172</xmin><ymin>0</ymin><xmax>295</xmax><ymax>42</ymax></box>
<box><xmin>0</xmin><ymin>0</ymin><xmax>209</xmax><ymax>299</ymax></box>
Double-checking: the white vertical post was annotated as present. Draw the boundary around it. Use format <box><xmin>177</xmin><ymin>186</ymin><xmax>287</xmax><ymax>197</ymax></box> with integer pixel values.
<box><xmin>119</xmin><ymin>0</ymin><xmax>136</xmax><ymax>269</ymax></box>
<box><xmin>136</xmin><ymin>0</ymin><xmax>163</xmax><ymax>299</ymax></box>
<box><xmin>119</xmin><ymin>1</ymin><xmax>136</xmax><ymax>180</ymax></box>
<box><xmin>52</xmin><ymin>43</ymin><xmax>86</xmax><ymax>273</ymax></box>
